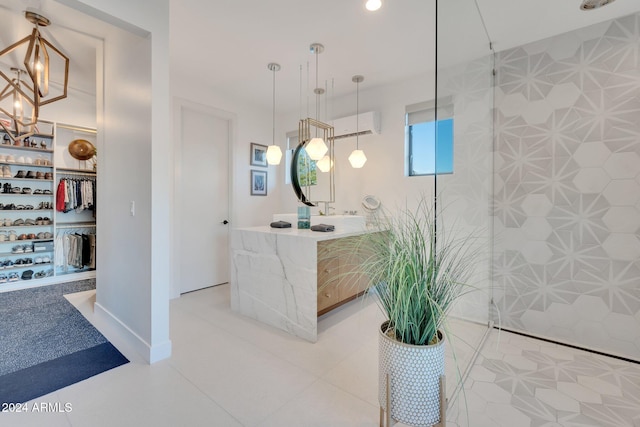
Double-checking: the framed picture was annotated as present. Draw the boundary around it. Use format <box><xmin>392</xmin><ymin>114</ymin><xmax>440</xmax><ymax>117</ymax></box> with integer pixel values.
<box><xmin>250</xmin><ymin>143</ymin><xmax>268</xmax><ymax>167</ymax></box>
<box><xmin>251</xmin><ymin>170</ymin><xmax>267</xmax><ymax>196</ymax></box>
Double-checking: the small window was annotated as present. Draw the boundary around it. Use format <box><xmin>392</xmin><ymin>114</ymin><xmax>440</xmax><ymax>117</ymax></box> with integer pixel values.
<box><xmin>406</xmin><ymin>100</ymin><xmax>454</xmax><ymax>176</ymax></box>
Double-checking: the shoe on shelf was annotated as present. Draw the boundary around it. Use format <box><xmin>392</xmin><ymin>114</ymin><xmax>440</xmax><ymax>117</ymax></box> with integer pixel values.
<box><xmin>8</xmin><ymin>272</ymin><xmax>19</xmax><ymax>281</ymax></box>
<box><xmin>5</xmin><ymin>155</ymin><xmax>15</xmax><ymax>163</ymax></box>
<box><xmin>25</xmin><ymin>171</ymin><xmax>36</xmax><ymax>179</ymax></box>
<box><xmin>12</xmin><ymin>219</ymin><xmax>24</xmax><ymax>226</ymax></box>
<box><xmin>34</xmin><ymin>270</ymin><xmax>45</xmax><ymax>279</ymax></box>
<box><xmin>0</xmin><ymin>274</ymin><xmax>6</xmax><ymax>283</ymax></box>
<box><xmin>14</xmin><ymin>170</ymin><xmax>25</xmax><ymax>178</ymax></box>
<box><xmin>44</xmin><ymin>172</ymin><xmax>53</xmax><ymax>180</ymax></box>
<box><xmin>42</xmin><ymin>255</ymin><xmax>51</xmax><ymax>264</ymax></box>
<box><xmin>11</xmin><ymin>245</ymin><xmax>23</xmax><ymax>253</ymax></box>
<box><xmin>21</xmin><ymin>187</ymin><xmax>32</xmax><ymax>194</ymax></box>
<box><xmin>16</xmin><ymin>156</ymin><xmax>25</xmax><ymax>164</ymax></box>
<box><xmin>35</xmin><ymin>172</ymin><xmax>44</xmax><ymax>180</ymax></box>
<box><xmin>25</xmin><ymin>218</ymin><xmax>35</xmax><ymax>226</ymax></box>
<box><xmin>40</xmin><ymin>141</ymin><xmax>47</xmax><ymax>149</ymax></box>
<box><xmin>3</xmin><ymin>165</ymin><xmax>11</xmax><ymax>178</ymax></box>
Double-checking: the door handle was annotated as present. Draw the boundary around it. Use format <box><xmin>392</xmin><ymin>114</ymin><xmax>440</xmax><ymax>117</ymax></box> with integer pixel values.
<box><xmin>222</xmin><ymin>220</ymin><xmax>229</xmax><ymax>225</ymax></box>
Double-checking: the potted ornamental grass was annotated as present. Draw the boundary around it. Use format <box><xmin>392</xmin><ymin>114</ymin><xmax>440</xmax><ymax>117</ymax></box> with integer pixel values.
<box><xmin>324</xmin><ymin>197</ymin><xmax>481</xmax><ymax>427</ymax></box>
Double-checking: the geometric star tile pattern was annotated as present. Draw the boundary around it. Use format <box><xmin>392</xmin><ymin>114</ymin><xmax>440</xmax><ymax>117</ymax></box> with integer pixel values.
<box><xmin>447</xmin><ymin>330</ymin><xmax>640</xmax><ymax>427</ymax></box>
<box><xmin>493</xmin><ymin>12</ymin><xmax>640</xmax><ymax>361</ymax></box>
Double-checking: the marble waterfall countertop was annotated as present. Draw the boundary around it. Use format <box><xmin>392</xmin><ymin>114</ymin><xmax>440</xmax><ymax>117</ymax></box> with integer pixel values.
<box><xmin>230</xmin><ymin>219</ymin><xmax>371</xmax><ymax>342</ymax></box>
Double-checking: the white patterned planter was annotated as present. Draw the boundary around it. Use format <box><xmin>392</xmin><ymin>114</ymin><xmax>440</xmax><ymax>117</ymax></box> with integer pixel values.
<box><xmin>378</xmin><ymin>321</ymin><xmax>445</xmax><ymax>427</ymax></box>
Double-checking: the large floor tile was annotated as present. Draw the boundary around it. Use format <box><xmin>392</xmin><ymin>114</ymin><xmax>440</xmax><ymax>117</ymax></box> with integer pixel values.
<box><xmin>258</xmin><ymin>379</ymin><xmax>379</xmax><ymax>427</ymax></box>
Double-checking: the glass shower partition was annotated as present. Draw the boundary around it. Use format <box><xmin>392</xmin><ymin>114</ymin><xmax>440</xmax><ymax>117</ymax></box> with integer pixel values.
<box><xmin>434</xmin><ymin>0</ymin><xmax>495</xmax><ymax>411</ymax></box>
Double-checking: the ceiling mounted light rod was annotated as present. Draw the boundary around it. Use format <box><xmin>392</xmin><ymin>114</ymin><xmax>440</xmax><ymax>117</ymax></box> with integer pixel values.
<box><xmin>349</xmin><ymin>75</ymin><xmax>367</xmax><ymax>169</ymax></box>
<box><xmin>305</xmin><ymin>43</ymin><xmax>329</xmax><ymax>161</ymax></box>
<box><xmin>266</xmin><ymin>62</ymin><xmax>283</xmax><ymax>165</ymax></box>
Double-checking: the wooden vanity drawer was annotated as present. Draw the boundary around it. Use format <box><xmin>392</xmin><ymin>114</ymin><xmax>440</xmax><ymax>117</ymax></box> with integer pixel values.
<box><xmin>317</xmin><ymin>256</ymin><xmax>341</xmax><ymax>313</ymax></box>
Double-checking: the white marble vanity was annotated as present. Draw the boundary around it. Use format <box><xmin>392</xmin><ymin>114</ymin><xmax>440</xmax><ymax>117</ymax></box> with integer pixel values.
<box><xmin>230</xmin><ymin>216</ymin><xmax>370</xmax><ymax>342</ymax></box>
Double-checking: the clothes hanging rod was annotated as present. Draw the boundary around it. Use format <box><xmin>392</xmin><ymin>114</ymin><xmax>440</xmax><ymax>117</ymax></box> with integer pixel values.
<box><xmin>55</xmin><ymin>123</ymin><xmax>97</xmax><ymax>134</ymax></box>
<box><xmin>56</xmin><ymin>222</ymin><xmax>96</xmax><ymax>229</ymax></box>
<box><xmin>57</xmin><ymin>169</ymin><xmax>96</xmax><ymax>177</ymax></box>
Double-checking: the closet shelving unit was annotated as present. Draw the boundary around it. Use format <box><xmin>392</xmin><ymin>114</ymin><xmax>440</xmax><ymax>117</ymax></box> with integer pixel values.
<box><xmin>0</xmin><ymin>121</ymin><xmax>97</xmax><ymax>292</ymax></box>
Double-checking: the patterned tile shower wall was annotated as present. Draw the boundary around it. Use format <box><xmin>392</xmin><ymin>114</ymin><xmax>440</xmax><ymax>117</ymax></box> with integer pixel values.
<box><xmin>493</xmin><ymin>13</ymin><xmax>640</xmax><ymax>361</ymax></box>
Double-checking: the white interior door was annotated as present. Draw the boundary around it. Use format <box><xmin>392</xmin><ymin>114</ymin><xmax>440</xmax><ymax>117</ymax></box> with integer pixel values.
<box><xmin>178</xmin><ymin>105</ymin><xmax>230</xmax><ymax>294</ymax></box>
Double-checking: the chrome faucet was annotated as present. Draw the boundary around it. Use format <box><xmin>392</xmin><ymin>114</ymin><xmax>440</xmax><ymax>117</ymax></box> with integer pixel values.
<box><xmin>322</xmin><ymin>202</ymin><xmax>335</xmax><ymax>216</ymax></box>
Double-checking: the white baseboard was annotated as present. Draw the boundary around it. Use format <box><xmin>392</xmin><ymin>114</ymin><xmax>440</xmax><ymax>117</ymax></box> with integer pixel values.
<box><xmin>94</xmin><ymin>302</ymin><xmax>172</xmax><ymax>364</ymax></box>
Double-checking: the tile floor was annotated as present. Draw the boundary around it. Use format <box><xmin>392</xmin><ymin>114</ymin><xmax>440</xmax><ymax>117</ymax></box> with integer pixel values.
<box><xmin>4</xmin><ymin>284</ymin><xmax>640</xmax><ymax>427</ymax></box>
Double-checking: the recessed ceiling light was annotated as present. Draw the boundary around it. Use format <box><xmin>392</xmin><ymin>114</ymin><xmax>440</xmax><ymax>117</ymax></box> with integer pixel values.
<box><xmin>580</xmin><ymin>0</ymin><xmax>616</xmax><ymax>10</ymax></box>
<box><xmin>365</xmin><ymin>0</ymin><xmax>382</xmax><ymax>11</ymax></box>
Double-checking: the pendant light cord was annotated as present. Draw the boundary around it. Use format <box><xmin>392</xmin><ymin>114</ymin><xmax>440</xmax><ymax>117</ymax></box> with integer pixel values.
<box><xmin>272</xmin><ymin>66</ymin><xmax>276</xmax><ymax>146</ymax></box>
<box><xmin>356</xmin><ymin>79</ymin><xmax>360</xmax><ymax>150</ymax></box>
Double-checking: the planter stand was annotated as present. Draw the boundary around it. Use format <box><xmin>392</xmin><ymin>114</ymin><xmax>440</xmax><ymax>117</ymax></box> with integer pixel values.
<box><xmin>379</xmin><ymin>374</ymin><xmax>447</xmax><ymax>427</ymax></box>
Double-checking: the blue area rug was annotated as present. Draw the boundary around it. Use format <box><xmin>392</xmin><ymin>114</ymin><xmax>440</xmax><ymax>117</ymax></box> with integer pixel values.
<box><xmin>0</xmin><ymin>280</ymin><xmax>129</xmax><ymax>404</ymax></box>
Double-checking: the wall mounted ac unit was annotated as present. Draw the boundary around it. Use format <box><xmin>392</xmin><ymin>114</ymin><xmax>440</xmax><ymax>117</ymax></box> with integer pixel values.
<box><xmin>332</xmin><ymin>111</ymin><xmax>381</xmax><ymax>140</ymax></box>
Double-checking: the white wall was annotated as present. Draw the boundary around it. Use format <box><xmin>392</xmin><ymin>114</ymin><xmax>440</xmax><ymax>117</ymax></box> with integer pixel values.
<box><xmin>171</xmin><ymin>77</ymin><xmax>284</xmax><ymax>229</ymax></box>
<box><xmin>278</xmin><ymin>72</ymin><xmax>436</xmax><ymax>217</ymax></box>
<box><xmin>39</xmin><ymin>88</ymin><xmax>97</xmax><ymax>129</ymax></box>
<box><xmin>56</xmin><ymin>0</ymin><xmax>171</xmax><ymax>363</ymax></box>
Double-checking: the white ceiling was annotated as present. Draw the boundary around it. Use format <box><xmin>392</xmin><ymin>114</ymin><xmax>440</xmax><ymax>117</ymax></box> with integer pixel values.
<box><xmin>172</xmin><ymin>0</ymin><xmax>640</xmax><ymax>112</ymax></box>
<box><xmin>1</xmin><ymin>0</ymin><xmax>640</xmax><ymax>114</ymax></box>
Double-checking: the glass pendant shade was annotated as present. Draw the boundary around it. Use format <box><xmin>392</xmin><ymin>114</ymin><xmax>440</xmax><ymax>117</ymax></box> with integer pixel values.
<box><xmin>366</xmin><ymin>0</ymin><xmax>382</xmax><ymax>11</ymax></box>
<box><xmin>316</xmin><ymin>155</ymin><xmax>333</xmax><ymax>172</ymax></box>
<box><xmin>349</xmin><ymin>149</ymin><xmax>367</xmax><ymax>168</ymax></box>
<box><xmin>266</xmin><ymin>145</ymin><xmax>282</xmax><ymax>165</ymax></box>
<box><xmin>305</xmin><ymin>137</ymin><xmax>328</xmax><ymax>160</ymax></box>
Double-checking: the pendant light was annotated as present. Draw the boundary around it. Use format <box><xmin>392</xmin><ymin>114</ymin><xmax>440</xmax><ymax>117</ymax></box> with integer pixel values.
<box><xmin>0</xmin><ymin>11</ymin><xmax>69</xmax><ymax>140</ymax></box>
<box><xmin>266</xmin><ymin>63</ymin><xmax>283</xmax><ymax>165</ymax></box>
<box><xmin>348</xmin><ymin>75</ymin><xmax>367</xmax><ymax>169</ymax></box>
<box><xmin>305</xmin><ymin>43</ymin><xmax>328</xmax><ymax>161</ymax></box>
<box><xmin>316</xmin><ymin>155</ymin><xmax>333</xmax><ymax>172</ymax></box>
<box><xmin>0</xmin><ymin>68</ymin><xmax>37</xmax><ymax>138</ymax></box>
